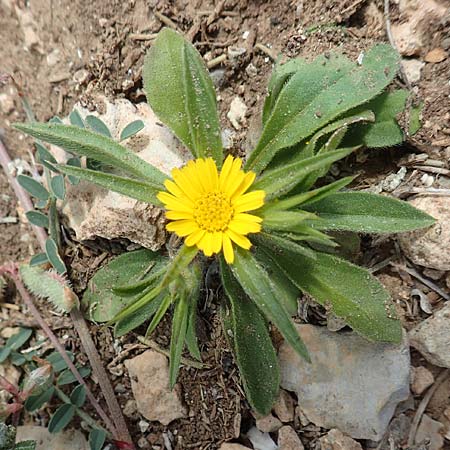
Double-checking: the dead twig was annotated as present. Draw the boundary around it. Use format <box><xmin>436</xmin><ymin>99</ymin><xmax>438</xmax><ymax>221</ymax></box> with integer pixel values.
<box><xmin>255</xmin><ymin>43</ymin><xmax>277</xmax><ymax>61</ymax></box>
<box><xmin>154</xmin><ymin>11</ymin><xmax>181</xmax><ymax>32</ymax></box>
<box><xmin>207</xmin><ymin>54</ymin><xmax>227</xmax><ymax>69</ymax></box>
<box><xmin>384</xmin><ymin>0</ymin><xmax>411</xmax><ymax>90</ymax></box>
<box><xmin>129</xmin><ymin>32</ymin><xmax>158</xmax><ymax>41</ymax></box>
<box><xmin>407</xmin><ymin>369</ymin><xmax>450</xmax><ymax>446</ymax></box>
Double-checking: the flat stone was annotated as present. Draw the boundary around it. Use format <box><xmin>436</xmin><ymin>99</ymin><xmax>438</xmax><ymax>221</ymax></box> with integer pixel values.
<box><xmin>409</xmin><ymin>303</ymin><xmax>450</xmax><ymax>368</ymax></box>
<box><xmin>273</xmin><ymin>389</ymin><xmax>295</xmax><ymax>423</ymax></box>
<box><xmin>124</xmin><ymin>350</ymin><xmax>187</xmax><ymax>425</ymax></box>
<box><xmin>319</xmin><ymin>429</ymin><xmax>363</xmax><ymax>450</ymax></box>
<box><xmin>55</xmin><ymin>98</ymin><xmax>191</xmax><ymax>251</ymax></box>
<box><xmin>411</xmin><ymin>366</ymin><xmax>435</xmax><ymax>395</ymax></box>
<box><xmin>219</xmin><ymin>444</ymin><xmax>252</xmax><ymax>450</ymax></box>
<box><xmin>227</xmin><ymin>96</ymin><xmax>247</xmax><ymax>130</ymax></box>
<box><xmin>16</xmin><ymin>426</ymin><xmax>88</xmax><ymax>450</ymax></box>
<box><xmin>424</xmin><ymin>48</ymin><xmax>448</xmax><ymax>63</ymax></box>
<box><xmin>402</xmin><ymin>59</ymin><xmax>425</xmax><ymax>84</ymax></box>
<box><xmin>398</xmin><ymin>196</ymin><xmax>450</xmax><ymax>270</ymax></box>
<box><xmin>279</xmin><ymin>324</ymin><xmax>410</xmax><ymax>440</ymax></box>
<box><xmin>255</xmin><ymin>414</ymin><xmax>282</xmax><ymax>433</ymax></box>
<box><xmin>415</xmin><ymin>414</ymin><xmax>444</xmax><ymax>450</ymax></box>
<box><xmin>277</xmin><ymin>426</ymin><xmax>304</xmax><ymax>450</ymax></box>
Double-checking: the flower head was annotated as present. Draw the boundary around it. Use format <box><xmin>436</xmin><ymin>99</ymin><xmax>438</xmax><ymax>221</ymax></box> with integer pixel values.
<box><xmin>157</xmin><ymin>155</ymin><xmax>265</xmax><ymax>263</ymax></box>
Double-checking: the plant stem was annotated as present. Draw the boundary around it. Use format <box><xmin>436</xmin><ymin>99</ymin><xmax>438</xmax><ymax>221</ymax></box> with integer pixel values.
<box><xmin>0</xmin><ymin>139</ymin><xmax>48</xmax><ymax>253</ymax></box>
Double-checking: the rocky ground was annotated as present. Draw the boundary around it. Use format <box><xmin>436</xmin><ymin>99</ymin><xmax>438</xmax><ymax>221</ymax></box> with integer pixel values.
<box><xmin>1</xmin><ymin>0</ymin><xmax>450</xmax><ymax>449</ymax></box>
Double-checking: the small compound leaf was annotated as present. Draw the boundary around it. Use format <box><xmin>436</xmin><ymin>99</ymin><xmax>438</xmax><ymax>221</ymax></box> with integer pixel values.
<box><xmin>45</xmin><ymin>238</ymin><xmax>66</xmax><ymax>274</ymax></box>
<box><xmin>25</xmin><ymin>211</ymin><xmax>49</xmax><ymax>228</ymax></box>
<box><xmin>6</xmin><ymin>327</ymin><xmax>33</xmax><ymax>351</ymax></box>
<box><xmin>89</xmin><ymin>429</ymin><xmax>107</xmax><ymax>450</ymax></box>
<box><xmin>66</xmin><ymin>156</ymin><xmax>81</xmax><ymax>185</ymax></box>
<box><xmin>85</xmin><ymin>115</ymin><xmax>112</xmax><ymax>137</ymax></box>
<box><xmin>45</xmin><ymin>350</ymin><xmax>75</xmax><ymax>372</ymax></box>
<box><xmin>69</xmin><ymin>384</ymin><xmax>86</xmax><ymax>407</ymax></box>
<box><xmin>57</xmin><ymin>366</ymin><xmax>91</xmax><ymax>386</ymax></box>
<box><xmin>25</xmin><ymin>386</ymin><xmax>55</xmax><ymax>412</ymax></box>
<box><xmin>0</xmin><ymin>347</ymin><xmax>11</xmax><ymax>363</ymax></box>
<box><xmin>120</xmin><ymin>120</ymin><xmax>145</xmax><ymax>141</ymax></box>
<box><xmin>69</xmin><ymin>109</ymin><xmax>85</xmax><ymax>128</ymax></box>
<box><xmin>17</xmin><ymin>175</ymin><xmax>49</xmax><ymax>201</ymax></box>
<box><xmin>29</xmin><ymin>253</ymin><xmax>49</xmax><ymax>266</ymax></box>
<box><xmin>14</xmin><ymin>441</ymin><xmax>37</xmax><ymax>450</ymax></box>
<box><xmin>221</xmin><ymin>260</ymin><xmax>280</xmax><ymax>415</ymax></box>
<box><xmin>50</xmin><ymin>174</ymin><xmax>66</xmax><ymax>200</ymax></box>
<box><xmin>303</xmin><ymin>192</ymin><xmax>436</xmax><ymax>233</ymax></box>
<box><xmin>48</xmin><ymin>404</ymin><xmax>75</xmax><ymax>433</ymax></box>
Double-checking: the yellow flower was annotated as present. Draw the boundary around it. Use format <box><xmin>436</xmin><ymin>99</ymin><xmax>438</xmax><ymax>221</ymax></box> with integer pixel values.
<box><xmin>157</xmin><ymin>155</ymin><xmax>265</xmax><ymax>264</ymax></box>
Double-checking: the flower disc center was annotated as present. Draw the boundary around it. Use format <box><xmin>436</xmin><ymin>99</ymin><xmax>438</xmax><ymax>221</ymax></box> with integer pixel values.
<box><xmin>193</xmin><ymin>191</ymin><xmax>234</xmax><ymax>232</ymax></box>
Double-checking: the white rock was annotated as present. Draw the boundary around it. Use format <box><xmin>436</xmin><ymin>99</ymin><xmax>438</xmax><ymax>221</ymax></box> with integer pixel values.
<box><xmin>279</xmin><ymin>324</ymin><xmax>410</xmax><ymax>440</ymax></box>
<box><xmin>398</xmin><ymin>196</ymin><xmax>450</xmax><ymax>270</ymax></box>
<box><xmin>16</xmin><ymin>426</ymin><xmax>88</xmax><ymax>450</ymax></box>
<box><xmin>273</xmin><ymin>390</ymin><xmax>295</xmax><ymax>423</ymax></box>
<box><xmin>0</xmin><ymin>93</ymin><xmax>14</xmax><ymax>115</ymax></box>
<box><xmin>46</xmin><ymin>49</ymin><xmax>60</xmax><ymax>67</ymax></box>
<box><xmin>255</xmin><ymin>414</ymin><xmax>282</xmax><ymax>433</ymax></box>
<box><xmin>409</xmin><ymin>303</ymin><xmax>450</xmax><ymax>367</ymax></box>
<box><xmin>402</xmin><ymin>59</ymin><xmax>425</xmax><ymax>84</ymax></box>
<box><xmin>55</xmin><ymin>98</ymin><xmax>190</xmax><ymax>250</ymax></box>
<box><xmin>411</xmin><ymin>366</ymin><xmax>435</xmax><ymax>395</ymax></box>
<box><xmin>246</xmin><ymin>426</ymin><xmax>277</xmax><ymax>450</ymax></box>
<box><xmin>14</xmin><ymin>5</ymin><xmax>43</xmax><ymax>53</ymax></box>
<box><xmin>227</xmin><ymin>97</ymin><xmax>247</xmax><ymax>130</ymax></box>
<box><xmin>415</xmin><ymin>414</ymin><xmax>444</xmax><ymax>450</ymax></box>
<box><xmin>124</xmin><ymin>350</ymin><xmax>187</xmax><ymax>425</ymax></box>
<box><xmin>277</xmin><ymin>426</ymin><xmax>304</xmax><ymax>450</ymax></box>
<box><xmin>319</xmin><ymin>429</ymin><xmax>363</xmax><ymax>450</ymax></box>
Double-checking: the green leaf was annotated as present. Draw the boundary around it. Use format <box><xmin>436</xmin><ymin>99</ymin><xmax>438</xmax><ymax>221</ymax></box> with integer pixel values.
<box><xmin>262</xmin><ymin>245</ymin><xmax>402</xmax><ymax>343</ymax></box>
<box><xmin>247</xmin><ymin>44</ymin><xmax>399</xmax><ymax>173</ymax></box>
<box><xmin>25</xmin><ymin>211</ymin><xmax>49</xmax><ymax>228</ymax></box>
<box><xmin>17</xmin><ymin>175</ymin><xmax>49</xmax><ymax>201</ymax></box>
<box><xmin>89</xmin><ymin>429</ymin><xmax>107</xmax><ymax>450</ymax></box>
<box><xmin>253</xmin><ymin>147</ymin><xmax>355</xmax><ymax>199</ymax></box>
<box><xmin>261</xmin><ymin>210</ymin><xmax>317</xmax><ymax>232</ymax></box>
<box><xmin>114</xmin><ymin>292</ymin><xmax>165</xmax><ymax>337</ymax></box>
<box><xmin>159</xmin><ymin>245</ymin><xmax>198</xmax><ymax>290</ymax></box>
<box><xmin>230</xmin><ymin>247</ymin><xmax>310</xmax><ymax>361</ymax></box>
<box><xmin>9</xmin><ymin>351</ymin><xmax>26</xmax><ymax>365</ymax></box>
<box><xmin>48</xmin><ymin>404</ymin><xmax>75</xmax><ymax>433</ymax></box>
<box><xmin>120</xmin><ymin>120</ymin><xmax>145</xmax><ymax>141</ymax></box>
<box><xmin>345</xmin><ymin>90</ymin><xmax>408</xmax><ymax>148</ymax></box>
<box><xmin>49</xmin><ymin>116</ymin><xmax>63</xmax><ymax>124</ymax></box>
<box><xmin>14</xmin><ymin>123</ymin><xmax>166</xmax><ymax>185</ymax></box>
<box><xmin>266</xmin><ymin>176</ymin><xmax>354</xmax><ymax>211</ymax></box>
<box><xmin>82</xmin><ymin>249</ymin><xmax>167</xmax><ymax>322</ymax></box>
<box><xmin>145</xmin><ymin>294</ymin><xmax>172</xmax><ymax>336</ymax></box>
<box><xmin>143</xmin><ymin>28</ymin><xmax>223</xmax><ymax>165</ymax></box>
<box><xmin>253</xmin><ymin>231</ymin><xmax>316</xmax><ymax>260</ymax></box>
<box><xmin>29</xmin><ymin>253</ymin><xmax>49</xmax><ymax>266</ymax></box>
<box><xmin>56</xmin><ymin>366</ymin><xmax>91</xmax><ymax>386</ymax></box>
<box><xmin>35</xmin><ymin>142</ymin><xmax>57</xmax><ymax>165</ymax></box>
<box><xmin>66</xmin><ymin>157</ymin><xmax>81</xmax><ymax>185</ymax></box>
<box><xmin>221</xmin><ymin>260</ymin><xmax>280</xmax><ymax>415</ymax></box>
<box><xmin>14</xmin><ymin>441</ymin><xmax>36</xmax><ymax>450</ymax></box>
<box><xmin>50</xmin><ymin>175</ymin><xmax>66</xmax><ymax>200</ymax></box>
<box><xmin>46</xmin><ymin>351</ymin><xmax>74</xmax><ymax>372</ymax></box>
<box><xmin>25</xmin><ymin>386</ymin><xmax>55</xmax><ymax>412</ymax></box>
<box><xmin>185</xmin><ymin>290</ymin><xmax>201</xmax><ymax>361</ymax></box>
<box><xmin>85</xmin><ymin>115</ymin><xmax>112</xmax><ymax>137</ymax></box>
<box><xmin>69</xmin><ymin>109</ymin><xmax>85</xmax><ymax>128</ymax></box>
<box><xmin>6</xmin><ymin>328</ymin><xmax>33</xmax><ymax>350</ymax></box>
<box><xmin>45</xmin><ymin>238</ymin><xmax>66</xmax><ymax>274</ymax></box>
<box><xmin>69</xmin><ymin>384</ymin><xmax>86</xmax><ymax>407</ymax></box>
<box><xmin>0</xmin><ymin>347</ymin><xmax>11</xmax><ymax>363</ymax></box>
<box><xmin>55</xmin><ymin>164</ymin><xmax>162</xmax><ymax>206</ymax></box>
<box><xmin>303</xmin><ymin>192</ymin><xmax>436</xmax><ymax>233</ymax></box>
<box><xmin>409</xmin><ymin>101</ymin><xmax>423</xmax><ymax>136</ymax></box>
<box><xmin>169</xmin><ymin>295</ymin><xmax>189</xmax><ymax>388</ymax></box>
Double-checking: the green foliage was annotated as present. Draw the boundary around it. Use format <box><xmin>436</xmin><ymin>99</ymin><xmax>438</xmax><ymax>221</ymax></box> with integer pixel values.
<box><xmin>143</xmin><ymin>28</ymin><xmax>223</xmax><ymax>165</ymax></box>
<box><xmin>16</xmin><ymin>28</ymin><xmax>436</xmax><ymax>417</ymax></box>
<box><xmin>120</xmin><ymin>120</ymin><xmax>144</xmax><ymax>141</ymax></box>
<box><xmin>0</xmin><ymin>328</ymin><xmax>33</xmax><ymax>365</ymax></box>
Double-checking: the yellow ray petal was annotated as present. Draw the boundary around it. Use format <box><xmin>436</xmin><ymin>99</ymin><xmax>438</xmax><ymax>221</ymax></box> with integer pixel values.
<box><xmin>212</xmin><ymin>231</ymin><xmax>223</xmax><ymax>254</ymax></box>
<box><xmin>222</xmin><ymin>233</ymin><xmax>234</xmax><ymax>264</ymax></box>
<box><xmin>222</xmin><ymin>157</ymin><xmax>242</xmax><ymax>193</ymax></box>
<box><xmin>157</xmin><ymin>192</ymin><xmax>193</xmax><ymax>213</ymax></box>
<box><xmin>165</xmin><ymin>210</ymin><xmax>194</xmax><ymax>220</ymax></box>
<box><xmin>233</xmin><ymin>190</ymin><xmax>265</xmax><ymax>213</ymax></box>
<box><xmin>230</xmin><ymin>171</ymin><xmax>256</xmax><ymax>200</ymax></box>
<box><xmin>234</xmin><ymin>213</ymin><xmax>263</xmax><ymax>224</ymax></box>
<box><xmin>166</xmin><ymin>219</ymin><xmax>199</xmax><ymax>236</ymax></box>
<box><xmin>226</xmin><ymin>229</ymin><xmax>252</xmax><ymax>249</ymax></box>
<box><xmin>206</xmin><ymin>157</ymin><xmax>219</xmax><ymax>190</ymax></box>
<box><xmin>185</xmin><ymin>229</ymin><xmax>205</xmax><ymax>246</ymax></box>
<box><xmin>219</xmin><ymin>155</ymin><xmax>234</xmax><ymax>190</ymax></box>
<box><xmin>228</xmin><ymin>219</ymin><xmax>261</xmax><ymax>234</ymax></box>
<box><xmin>198</xmin><ymin>232</ymin><xmax>214</xmax><ymax>256</ymax></box>
<box><xmin>164</xmin><ymin>179</ymin><xmax>194</xmax><ymax>205</ymax></box>
<box><xmin>171</xmin><ymin>167</ymin><xmax>199</xmax><ymax>200</ymax></box>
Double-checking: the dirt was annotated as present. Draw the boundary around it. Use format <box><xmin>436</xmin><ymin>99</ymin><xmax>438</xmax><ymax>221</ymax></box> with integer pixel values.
<box><xmin>1</xmin><ymin>0</ymin><xmax>450</xmax><ymax>449</ymax></box>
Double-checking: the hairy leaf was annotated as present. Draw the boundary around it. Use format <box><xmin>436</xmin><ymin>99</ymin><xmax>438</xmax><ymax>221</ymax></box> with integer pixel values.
<box><xmin>169</xmin><ymin>295</ymin><xmax>189</xmax><ymax>388</ymax></box>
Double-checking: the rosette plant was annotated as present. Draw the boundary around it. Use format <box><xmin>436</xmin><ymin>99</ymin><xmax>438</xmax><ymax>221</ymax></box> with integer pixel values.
<box><xmin>15</xmin><ymin>28</ymin><xmax>434</xmax><ymax>414</ymax></box>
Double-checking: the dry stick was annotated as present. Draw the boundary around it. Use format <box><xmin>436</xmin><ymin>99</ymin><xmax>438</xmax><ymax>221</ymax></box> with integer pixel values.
<box><xmin>6</xmin><ymin>267</ymin><xmax>116</xmax><ymax>436</ymax></box>
<box><xmin>407</xmin><ymin>369</ymin><xmax>450</xmax><ymax>446</ymax></box>
<box><xmin>0</xmin><ymin>138</ymin><xmax>133</xmax><ymax>446</ymax></box>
